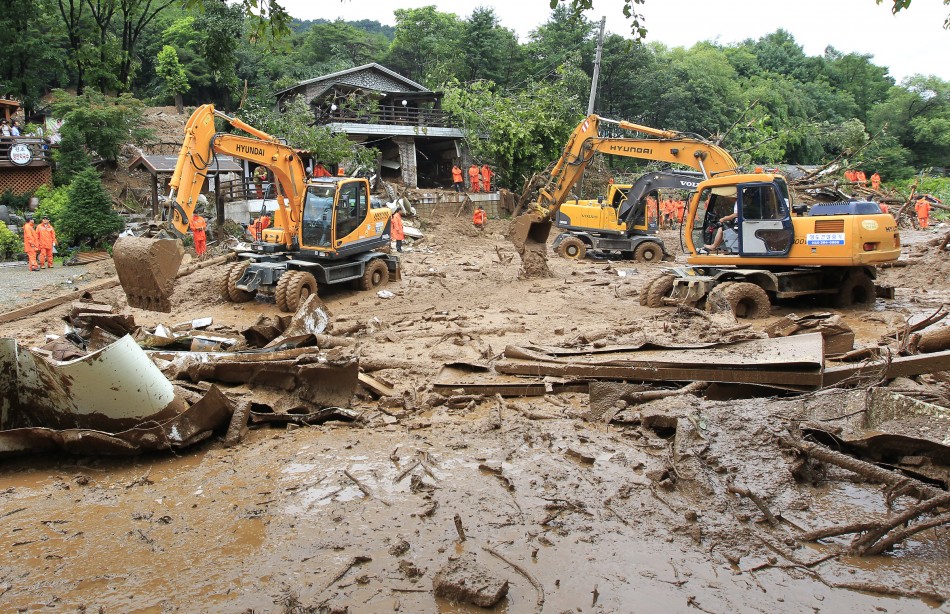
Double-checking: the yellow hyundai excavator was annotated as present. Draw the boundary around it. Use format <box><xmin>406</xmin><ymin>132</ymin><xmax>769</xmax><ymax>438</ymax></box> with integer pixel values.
<box><xmin>510</xmin><ymin>114</ymin><xmax>900</xmax><ymax>317</ymax></box>
<box><xmin>113</xmin><ymin>104</ymin><xmax>399</xmax><ymax>312</ymax></box>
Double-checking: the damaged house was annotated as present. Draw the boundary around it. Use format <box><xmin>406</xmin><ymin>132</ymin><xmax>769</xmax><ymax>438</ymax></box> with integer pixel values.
<box><xmin>276</xmin><ymin>63</ymin><xmax>465</xmax><ymax>189</ymax></box>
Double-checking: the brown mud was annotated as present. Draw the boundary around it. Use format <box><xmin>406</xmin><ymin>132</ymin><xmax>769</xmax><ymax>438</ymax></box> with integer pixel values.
<box><xmin>0</xmin><ymin>211</ymin><xmax>948</xmax><ymax>612</ymax></box>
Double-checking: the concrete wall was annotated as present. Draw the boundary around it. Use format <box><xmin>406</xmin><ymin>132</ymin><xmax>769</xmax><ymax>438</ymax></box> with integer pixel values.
<box><xmin>409</xmin><ymin>192</ymin><xmax>504</xmax><ymax>218</ymax></box>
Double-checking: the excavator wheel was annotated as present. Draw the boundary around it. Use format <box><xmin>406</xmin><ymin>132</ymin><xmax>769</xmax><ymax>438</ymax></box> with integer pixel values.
<box><xmin>833</xmin><ymin>270</ymin><xmax>876</xmax><ymax>308</ymax></box>
<box><xmin>221</xmin><ymin>261</ymin><xmax>255</xmax><ymax>303</ymax></box>
<box><xmin>274</xmin><ymin>270</ymin><xmax>295</xmax><ymax>312</ymax></box>
<box><xmin>645</xmin><ymin>273</ymin><xmax>676</xmax><ymax>308</ymax></box>
<box><xmin>556</xmin><ymin>236</ymin><xmax>587</xmax><ymax>260</ymax></box>
<box><xmin>359</xmin><ymin>259</ymin><xmax>389</xmax><ymax>291</ymax></box>
<box><xmin>634</xmin><ymin>241</ymin><xmax>662</xmax><ymax>264</ymax></box>
<box><xmin>707</xmin><ymin>281</ymin><xmax>770</xmax><ymax>319</ymax></box>
<box><xmin>640</xmin><ymin>272</ymin><xmax>669</xmax><ymax>306</ymax></box>
<box><xmin>284</xmin><ymin>271</ymin><xmax>318</xmax><ymax>313</ymax></box>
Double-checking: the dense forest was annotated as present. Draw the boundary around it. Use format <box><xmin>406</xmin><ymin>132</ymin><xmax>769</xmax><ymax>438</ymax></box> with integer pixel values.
<box><xmin>2</xmin><ymin>0</ymin><xmax>949</xmax><ymax>191</ymax></box>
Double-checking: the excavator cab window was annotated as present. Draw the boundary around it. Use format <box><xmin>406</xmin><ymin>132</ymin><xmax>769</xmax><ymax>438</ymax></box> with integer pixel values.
<box><xmin>737</xmin><ymin>182</ymin><xmax>793</xmax><ymax>256</ymax></box>
<box><xmin>302</xmin><ymin>185</ymin><xmax>335</xmax><ymax>248</ymax></box>
<box><xmin>334</xmin><ymin>180</ymin><xmax>368</xmax><ymax>242</ymax></box>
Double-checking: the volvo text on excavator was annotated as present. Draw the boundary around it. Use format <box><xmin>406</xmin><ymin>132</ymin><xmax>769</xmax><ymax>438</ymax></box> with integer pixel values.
<box><xmin>509</xmin><ymin>114</ymin><xmax>900</xmax><ymax>317</ymax></box>
<box><xmin>113</xmin><ymin>104</ymin><xmax>399</xmax><ymax>312</ymax></box>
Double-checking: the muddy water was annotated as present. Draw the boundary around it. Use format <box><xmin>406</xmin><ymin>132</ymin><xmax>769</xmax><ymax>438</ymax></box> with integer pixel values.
<box><xmin>2</xmin><ymin>400</ymin><xmax>946</xmax><ymax>612</ymax></box>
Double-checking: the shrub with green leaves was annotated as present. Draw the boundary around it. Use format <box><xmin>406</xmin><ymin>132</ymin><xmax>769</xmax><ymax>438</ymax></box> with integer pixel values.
<box><xmin>0</xmin><ymin>189</ymin><xmax>31</xmax><ymax>213</ymax></box>
<box><xmin>0</xmin><ymin>224</ymin><xmax>21</xmax><ymax>261</ymax></box>
<box><xmin>58</xmin><ymin>168</ymin><xmax>125</xmax><ymax>247</ymax></box>
<box><xmin>33</xmin><ymin>184</ymin><xmax>70</xmax><ymax>224</ymax></box>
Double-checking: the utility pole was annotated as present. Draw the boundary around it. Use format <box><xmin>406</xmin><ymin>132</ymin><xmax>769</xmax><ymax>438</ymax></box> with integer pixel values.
<box><xmin>587</xmin><ymin>16</ymin><xmax>606</xmax><ymax>116</ymax></box>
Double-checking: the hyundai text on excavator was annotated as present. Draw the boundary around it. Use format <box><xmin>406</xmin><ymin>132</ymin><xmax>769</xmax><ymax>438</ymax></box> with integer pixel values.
<box><xmin>510</xmin><ymin>114</ymin><xmax>901</xmax><ymax>317</ymax></box>
<box><xmin>552</xmin><ymin>170</ymin><xmax>703</xmax><ymax>263</ymax></box>
<box><xmin>113</xmin><ymin>104</ymin><xmax>399</xmax><ymax>312</ymax></box>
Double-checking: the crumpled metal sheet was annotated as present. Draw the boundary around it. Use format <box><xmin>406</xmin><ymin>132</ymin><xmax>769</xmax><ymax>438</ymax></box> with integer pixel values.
<box><xmin>800</xmin><ymin>388</ymin><xmax>950</xmax><ymax>487</ymax></box>
<box><xmin>0</xmin><ymin>385</ymin><xmax>233</xmax><ymax>457</ymax></box>
<box><xmin>1</xmin><ymin>335</ymin><xmax>186</xmax><ymax>432</ymax></box>
<box><xmin>0</xmin><ymin>334</ymin><xmax>234</xmax><ymax>456</ymax></box>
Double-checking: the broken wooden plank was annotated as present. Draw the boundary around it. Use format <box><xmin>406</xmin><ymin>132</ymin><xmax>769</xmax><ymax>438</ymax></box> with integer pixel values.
<box><xmin>823</xmin><ymin>349</ymin><xmax>950</xmax><ymax>386</ymax></box>
<box><xmin>358</xmin><ymin>372</ymin><xmax>396</xmax><ymax>398</ymax></box>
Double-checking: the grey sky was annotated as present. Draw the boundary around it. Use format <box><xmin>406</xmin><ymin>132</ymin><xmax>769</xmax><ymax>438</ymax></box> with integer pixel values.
<box><xmin>277</xmin><ymin>0</ymin><xmax>950</xmax><ymax>82</ymax></box>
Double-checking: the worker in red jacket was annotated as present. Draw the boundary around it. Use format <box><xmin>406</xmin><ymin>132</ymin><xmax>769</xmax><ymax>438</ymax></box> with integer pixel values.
<box><xmin>313</xmin><ymin>161</ymin><xmax>331</xmax><ymax>177</ymax></box>
<box><xmin>871</xmin><ymin>172</ymin><xmax>881</xmax><ymax>191</ymax></box>
<box><xmin>191</xmin><ymin>213</ymin><xmax>208</xmax><ymax>257</ymax></box>
<box><xmin>480</xmin><ymin>164</ymin><xmax>494</xmax><ymax>192</ymax></box>
<box><xmin>391</xmin><ymin>209</ymin><xmax>405</xmax><ymax>252</ymax></box>
<box><xmin>472</xmin><ymin>205</ymin><xmax>487</xmax><ymax>229</ymax></box>
<box><xmin>468</xmin><ymin>164</ymin><xmax>481</xmax><ymax>193</ymax></box>
<box><xmin>22</xmin><ymin>217</ymin><xmax>39</xmax><ymax>272</ymax></box>
<box><xmin>915</xmin><ymin>197</ymin><xmax>931</xmax><ymax>229</ymax></box>
<box><xmin>36</xmin><ymin>216</ymin><xmax>57</xmax><ymax>268</ymax></box>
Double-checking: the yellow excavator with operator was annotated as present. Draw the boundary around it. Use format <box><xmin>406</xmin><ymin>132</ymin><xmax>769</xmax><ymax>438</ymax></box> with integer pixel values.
<box><xmin>113</xmin><ymin>104</ymin><xmax>399</xmax><ymax>312</ymax></box>
<box><xmin>510</xmin><ymin>114</ymin><xmax>900</xmax><ymax>317</ymax></box>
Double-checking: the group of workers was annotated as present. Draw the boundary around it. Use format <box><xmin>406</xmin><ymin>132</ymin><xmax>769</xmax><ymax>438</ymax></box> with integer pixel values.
<box><xmin>660</xmin><ymin>197</ymin><xmax>687</xmax><ymax>229</ymax></box>
<box><xmin>451</xmin><ymin>163</ymin><xmax>494</xmax><ymax>193</ymax></box>
<box><xmin>21</xmin><ymin>216</ymin><xmax>57</xmax><ymax>271</ymax></box>
<box><xmin>845</xmin><ymin>169</ymin><xmax>882</xmax><ymax>191</ymax></box>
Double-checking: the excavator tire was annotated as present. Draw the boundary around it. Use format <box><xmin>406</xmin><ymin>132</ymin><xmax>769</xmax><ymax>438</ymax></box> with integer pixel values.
<box><xmin>285</xmin><ymin>271</ymin><xmax>318</xmax><ymax>313</ymax></box>
<box><xmin>274</xmin><ymin>270</ymin><xmax>294</xmax><ymax>312</ymax></box>
<box><xmin>640</xmin><ymin>272</ymin><xmax>668</xmax><ymax>306</ymax></box>
<box><xmin>222</xmin><ymin>261</ymin><xmax>255</xmax><ymax>303</ymax></box>
<box><xmin>634</xmin><ymin>241</ymin><xmax>662</xmax><ymax>263</ymax></box>
<box><xmin>708</xmin><ymin>281</ymin><xmax>770</xmax><ymax>319</ymax></box>
<box><xmin>645</xmin><ymin>273</ymin><xmax>676</xmax><ymax>308</ymax></box>
<box><xmin>833</xmin><ymin>270</ymin><xmax>876</xmax><ymax>307</ymax></box>
<box><xmin>359</xmin><ymin>259</ymin><xmax>389</xmax><ymax>291</ymax></box>
<box><xmin>556</xmin><ymin>236</ymin><xmax>586</xmax><ymax>260</ymax></box>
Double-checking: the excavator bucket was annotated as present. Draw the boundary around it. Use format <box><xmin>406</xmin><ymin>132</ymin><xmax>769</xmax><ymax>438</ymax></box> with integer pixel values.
<box><xmin>112</xmin><ymin>237</ymin><xmax>185</xmax><ymax>312</ymax></box>
<box><xmin>506</xmin><ymin>212</ymin><xmax>553</xmax><ymax>278</ymax></box>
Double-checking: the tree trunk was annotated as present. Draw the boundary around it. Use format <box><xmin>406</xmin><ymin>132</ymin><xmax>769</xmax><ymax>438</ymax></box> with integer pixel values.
<box><xmin>174</xmin><ymin>93</ymin><xmax>184</xmax><ymax>115</ymax></box>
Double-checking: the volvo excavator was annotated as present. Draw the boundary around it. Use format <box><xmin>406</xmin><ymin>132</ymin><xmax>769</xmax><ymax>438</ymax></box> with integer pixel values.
<box><xmin>113</xmin><ymin>104</ymin><xmax>399</xmax><ymax>312</ymax></box>
<box><xmin>552</xmin><ymin>170</ymin><xmax>703</xmax><ymax>262</ymax></box>
<box><xmin>510</xmin><ymin>114</ymin><xmax>900</xmax><ymax>317</ymax></box>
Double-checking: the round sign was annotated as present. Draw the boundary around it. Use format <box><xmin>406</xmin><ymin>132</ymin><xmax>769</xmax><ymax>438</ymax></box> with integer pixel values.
<box><xmin>9</xmin><ymin>143</ymin><xmax>33</xmax><ymax>166</ymax></box>
<box><xmin>862</xmin><ymin>220</ymin><xmax>879</xmax><ymax>231</ymax></box>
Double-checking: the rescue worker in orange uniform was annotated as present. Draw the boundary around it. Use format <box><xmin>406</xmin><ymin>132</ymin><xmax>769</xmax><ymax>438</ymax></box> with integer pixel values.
<box><xmin>871</xmin><ymin>172</ymin><xmax>881</xmax><ymax>191</ymax></box>
<box><xmin>480</xmin><ymin>164</ymin><xmax>494</xmax><ymax>192</ymax></box>
<box><xmin>251</xmin><ymin>213</ymin><xmax>271</xmax><ymax>242</ymax></box>
<box><xmin>451</xmin><ymin>164</ymin><xmax>464</xmax><ymax>192</ymax></box>
<box><xmin>390</xmin><ymin>209</ymin><xmax>405</xmax><ymax>252</ymax></box>
<box><xmin>36</xmin><ymin>216</ymin><xmax>57</xmax><ymax>269</ymax></box>
<box><xmin>645</xmin><ymin>195</ymin><xmax>658</xmax><ymax>228</ymax></box>
<box><xmin>844</xmin><ymin>169</ymin><xmax>856</xmax><ymax>183</ymax></box>
<box><xmin>313</xmin><ymin>161</ymin><xmax>331</xmax><ymax>178</ymax></box>
<box><xmin>879</xmin><ymin>202</ymin><xmax>889</xmax><ymax>215</ymax></box>
<box><xmin>22</xmin><ymin>217</ymin><xmax>39</xmax><ymax>271</ymax></box>
<box><xmin>915</xmin><ymin>197</ymin><xmax>931</xmax><ymax>229</ymax></box>
<box><xmin>855</xmin><ymin>170</ymin><xmax>867</xmax><ymax>186</ymax></box>
<box><xmin>337</xmin><ymin>165</ymin><xmax>345</xmax><ymax>176</ymax></box>
<box><xmin>472</xmin><ymin>205</ymin><xmax>487</xmax><ymax>229</ymax></box>
<box><xmin>191</xmin><ymin>213</ymin><xmax>208</xmax><ymax>257</ymax></box>
<box><xmin>468</xmin><ymin>164</ymin><xmax>481</xmax><ymax>193</ymax></box>
<box><xmin>673</xmin><ymin>199</ymin><xmax>686</xmax><ymax>228</ymax></box>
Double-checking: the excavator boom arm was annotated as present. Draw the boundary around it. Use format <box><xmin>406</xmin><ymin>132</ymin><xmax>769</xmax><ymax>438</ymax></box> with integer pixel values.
<box><xmin>166</xmin><ymin>104</ymin><xmax>307</xmax><ymax>248</ymax></box>
<box><xmin>535</xmin><ymin>115</ymin><xmax>738</xmax><ymax>221</ymax></box>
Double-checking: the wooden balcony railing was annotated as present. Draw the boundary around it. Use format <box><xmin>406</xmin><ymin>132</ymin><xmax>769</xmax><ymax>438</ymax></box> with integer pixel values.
<box><xmin>323</xmin><ymin>105</ymin><xmax>457</xmax><ymax>128</ymax></box>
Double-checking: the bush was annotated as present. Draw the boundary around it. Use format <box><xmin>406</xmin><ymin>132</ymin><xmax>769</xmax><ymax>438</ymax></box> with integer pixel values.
<box><xmin>58</xmin><ymin>168</ymin><xmax>125</xmax><ymax>247</ymax></box>
<box><xmin>33</xmin><ymin>184</ymin><xmax>70</xmax><ymax>224</ymax></box>
<box><xmin>0</xmin><ymin>189</ymin><xmax>30</xmax><ymax>213</ymax></box>
<box><xmin>0</xmin><ymin>225</ymin><xmax>21</xmax><ymax>261</ymax></box>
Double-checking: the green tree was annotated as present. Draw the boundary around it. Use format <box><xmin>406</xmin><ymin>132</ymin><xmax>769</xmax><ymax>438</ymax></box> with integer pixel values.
<box><xmin>385</xmin><ymin>6</ymin><xmax>464</xmax><ymax>85</ymax></box>
<box><xmin>238</xmin><ymin>95</ymin><xmax>377</xmax><ymax>170</ymax></box>
<box><xmin>50</xmin><ymin>89</ymin><xmax>152</xmax><ymax>180</ymax></box>
<box><xmin>58</xmin><ymin>167</ymin><xmax>125</xmax><ymax>247</ymax></box>
<box><xmin>822</xmin><ymin>47</ymin><xmax>893</xmax><ymax>124</ymax></box>
<box><xmin>442</xmin><ymin>64</ymin><xmax>587</xmax><ymax>186</ymax></box>
<box><xmin>868</xmin><ymin>75</ymin><xmax>950</xmax><ymax>173</ymax></box>
<box><xmin>0</xmin><ymin>0</ymin><xmax>69</xmax><ymax>107</ymax></box>
<box><xmin>298</xmin><ymin>20</ymin><xmax>389</xmax><ymax>73</ymax></box>
<box><xmin>460</xmin><ymin>8</ymin><xmax>523</xmax><ymax>87</ymax></box>
<box><xmin>155</xmin><ymin>45</ymin><xmax>190</xmax><ymax>112</ymax></box>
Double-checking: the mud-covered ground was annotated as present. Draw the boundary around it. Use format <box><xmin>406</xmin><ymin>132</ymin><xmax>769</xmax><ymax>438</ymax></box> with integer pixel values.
<box><xmin>0</xmin><ymin>211</ymin><xmax>948</xmax><ymax>613</ymax></box>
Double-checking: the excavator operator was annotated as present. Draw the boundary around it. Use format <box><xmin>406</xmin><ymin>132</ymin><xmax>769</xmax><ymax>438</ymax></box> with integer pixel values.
<box><xmin>703</xmin><ymin>195</ymin><xmax>738</xmax><ymax>252</ymax></box>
